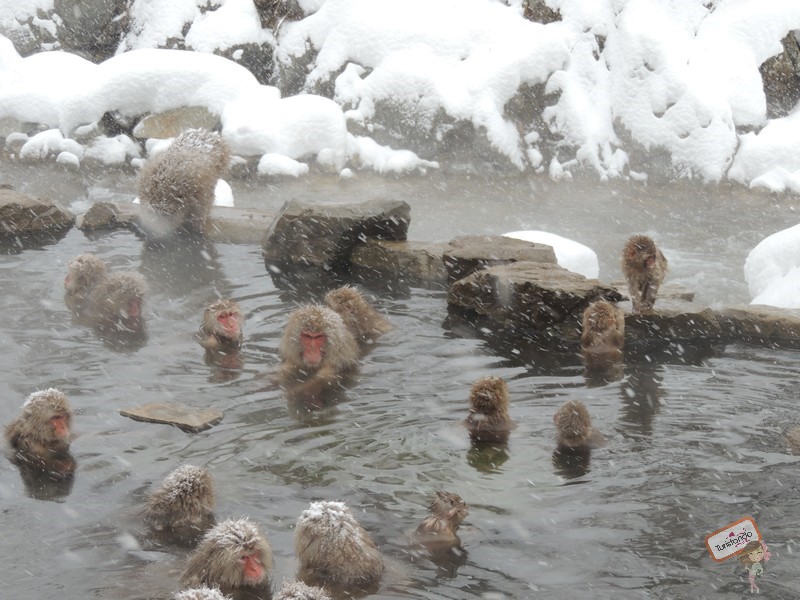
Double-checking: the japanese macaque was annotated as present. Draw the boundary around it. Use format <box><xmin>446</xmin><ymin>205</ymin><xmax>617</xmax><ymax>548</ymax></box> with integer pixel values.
<box><xmin>5</xmin><ymin>388</ymin><xmax>74</xmax><ymax>472</ymax></box>
<box><xmin>274</xmin><ymin>581</ymin><xmax>332</xmax><ymax>600</ymax></box>
<box><xmin>200</xmin><ymin>299</ymin><xmax>244</xmax><ymax>350</ymax></box>
<box><xmin>295</xmin><ymin>500</ymin><xmax>384</xmax><ymax>590</ymax></box>
<box><xmin>553</xmin><ymin>400</ymin><xmax>605</xmax><ymax>450</ymax></box>
<box><xmin>138</xmin><ymin>128</ymin><xmax>230</xmax><ymax>238</ymax></box>
<box><xmin>64</xmin><ymin>253</ymin><xmax>108</xmax><ymax>313</ymax></box>
<box><xmin>91</xmin><ymin>271</ymin><xmax>147</xmax><ymax>333</ymax></box>
<box><xmin>464</xmin><ymin>376</ymin><xmax>515</xmax><ymax>445</ymax></box>
<box><xmin>278</xmin><ymin>305</ymin><xmax>360</xmax><ymax>400</ymax></box>
<box><xmin>174</xmin><ymin>587</ymin><xmax>232</xmax><ymax>600</ymax></box>
<box><xmin>64</xmin><ymin>253</ymin><xmax>146</xmax><ymax>333</ymax></box>
<box><xmin>621</xmin><ymin>234</ymin><xmax>668</xmax><ymax>315</ymax></box>
<box><xmin>324</xmin><ymin>285</ymin><xmax>392</xmax><ymax>352</ymax></box>
<box><xmin>145</xmin><ymin>464</ymin><xmax>215</xmax><ymax>540</ymax></box>
<box><xmin>581</xmin><ymin>300</ymin><xmax>625</xmax><ymax>365</ymax></box>
<box><xmin>181</xmin><ymin>518</ymin><xmax>273</xmax><ymax>597</ymax></box>
<box><xmin>413</xmin><ymin>491</ymin><xmax>469</xmax><ymax>548</ymax></box>
<box><xmin>785</xmin><ymin>426</ymin><xmax>800</xmax><ymax>455</ymax></box>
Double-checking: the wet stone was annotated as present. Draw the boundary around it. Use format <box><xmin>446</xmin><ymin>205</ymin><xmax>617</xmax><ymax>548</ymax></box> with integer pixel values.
<box><xmin>443</xmin><ymin>234</ymin><xmax>557</xmax><ymax>282</ymax></box>
<box><xmin>262</xmin><ymin>197</ymin><xmax>411</xmax><ymax>272</ymax></box>
<box><xmin>612</xmin><ymin>280</ymin><xmax>696</xmax><ymax>303</ymax></box>
<box><xmin>76</xmin><ymin>201</ymin><xmax>122</xmax><ymax>230</ymax></box>
<box><xmin>350</xmin><ymin>239</ymin><xmax>450</xmax><ymax>287</ymax></box>
<box><xmin>624</xmin><ymin>299</ymin><xmax>723</xmax><ymax>342</ymax></box>
<box><xmin>716</xmin><ymin>304</ymin><xmax>800</xmax><ymax>347</ymax></box>
<box><xmin>119</xmin><ymin>402</ymin><xmax>223</xmax><ymax>433</ymax></box>
<box><xmin>0</xmin><ymin>188</ymin><xmax>74</xmax><ymax>235</ymax></box>
<box><xmin>447</xmin><ymin>260</ymin><xmax>624</xmax><ymax>330</ymax></box>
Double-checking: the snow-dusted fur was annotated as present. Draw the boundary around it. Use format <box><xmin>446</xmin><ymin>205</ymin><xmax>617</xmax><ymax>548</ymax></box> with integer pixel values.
<box><xmin>144</xmin><ymin>464</ymin><xmax>215</xmax><ymax>531</ymax></box>
<box><xmin>295</xmin><ymin>500</ymin><xmax>384</xmax><ymax>587</ymax></box>
<box><xmin>138</xmin><ymin>128</ymin><xmax>230</xmax><ymax>237</ymax></box>
<box><xmin>274</xmin><ymin>580</ymin><xmax>332</xmax><ymax>600</ymax></box>
<box><xmin>324</xmin><ymin>285</ymin><xmax>392</xmax><ymax>350</ymax></box>
<box><xmin>5</xmin><ymin>388</ymin><xmax>72</xmax><ymax>459</ymax></box>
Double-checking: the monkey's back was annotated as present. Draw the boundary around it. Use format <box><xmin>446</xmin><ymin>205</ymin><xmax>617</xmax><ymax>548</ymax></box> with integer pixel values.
<box><xmin>139</xmin><ymin>129</ymin><xmax>230</xmax><ymax>234</ymax></box>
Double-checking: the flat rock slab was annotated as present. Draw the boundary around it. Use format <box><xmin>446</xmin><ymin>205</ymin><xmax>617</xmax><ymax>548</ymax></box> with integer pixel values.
<box><xmin>262</xmin><ymin>198</ymin><xmax>411</xmax><ymax>271</ymax></box>
<box><xmin>120</xmin><ymin>402</ymin><xmax>223</xmax><ymax>433</ymax></box>
<box><xmin>0</xmin><ymin>188</ymin><xmax>74</xmax><ymax>235</ymax></box>
<box><xmin>448</xmin><ymin>260</ymin><xmax>624</xmax><ymax>329</ymax></box>
<box><xmin>443</xmin><ymin>235</ymin><xmax>557</xmax><ymax>282</ymax></box>
<box><xmin>350</xmin><ymin>239</ymin><xmax>450</xmax><ymax>285</ymax></box>
<box><xmin>612</xmin><ymin>280</ymin><xmax>696</xmax><ymax>303</ymax></box>
<box><xmin>717</xmin><ymin>304</ymin><xmax>800</xmax><ymax>346</ymax></box>
<box><xmin>624</xmin><ymin>299</ymin><xmax>723</xmax><ymax>341</ymax></box>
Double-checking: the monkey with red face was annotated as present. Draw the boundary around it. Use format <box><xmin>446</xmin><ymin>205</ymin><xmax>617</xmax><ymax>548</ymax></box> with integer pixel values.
<box><xmin>200</xmin><ymin>299</ymin><xmax>244</xmax><ymax>350</ymax></box>
<box><xmin>5</xmin><ymin>388</ymin><xmax>74</xmax><ymax>474</ymax></box>
<box><xmin>181</xmin><ymin>518</ymin><xmax>272</xmax><ymax>598</ymax></box>
<box><xmin>278</xmin><ymin>305</ymin><xmax>360</xmax><ymax>402</ymax></box>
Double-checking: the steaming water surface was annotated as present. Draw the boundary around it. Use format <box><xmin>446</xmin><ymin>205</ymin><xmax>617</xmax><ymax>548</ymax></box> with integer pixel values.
<box><xmin>0</xmin><ymin>166</ymin><xmax>799</xmax><ymax>599</ymax></box>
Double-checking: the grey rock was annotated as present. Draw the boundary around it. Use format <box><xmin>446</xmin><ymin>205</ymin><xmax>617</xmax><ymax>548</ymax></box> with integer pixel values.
<box><xmin>443</xmin><ymin>234</ymin><xmax>557</xmax><ymax>282</ymax></box>
<box><xmin>624</xmin><ymin>299</ymin><xmax>723</xmax><ymax>342</ymax></box>
<box><xmin>716</xmin><ymin>304</ymin><xmax>800</xmax><ymax>346</ymax></box>
<box><xmin>0</xmin><ymin>189</ymin><xmax>74</xmax><ymax>235</ymax></box>
<box><xmin>208</xmin><ymin>206</ymin><xmax>277</xmax><ymax>244</ymax></box>
<box><xmin>119</xmin><ymin>402</ymin><xmax>223</xmax><ymax>433</ymax></box>
<box><xmin>447</xmin><ymin>260</ymin><xmax>623</xmax><ymax>330</ymax></box>
<box><xmin>262</xmin><ymin>198</ymin><xmax>411</xmax><ymax>271</ymax></box>
<box><xmin>759</xmin><ymin>32</ymin><xmax>800</xmax><ymax>120</ymax></box>
<box><xmin>53</xmin><ymin>0</ymin><xmax>127</xmax><ymax>61</ymax></box>
<box><xmin>133</xmin><ymin>107</ymin><xmax>220</xmax><ymax>140</ymax></box>
<box><xmin>350</xmin><ymin>239</ymin><xmax>450</xmax><ymax>286</ymax></box>
<box><xmin>611</xmin><ymin>280</ymin><xmax>696</xmax><ymax>303</ymax></box>
<box><xmin>76</xmin><ymin>201</ymin><xmax>121</xmax><ymax>230</ymax></box>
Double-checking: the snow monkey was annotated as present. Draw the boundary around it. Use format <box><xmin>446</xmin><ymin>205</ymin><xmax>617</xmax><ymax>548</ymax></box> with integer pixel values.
<box><xmin>621</xmin><ymin>234</ymin><xmax>668</xmax><ymax>315</ymax></box>
<box><xmin>278</xmin><ymin>305</ymin><xmax>360</xmax><ymax>399</ymax></box>
<box><xmin>413</xmin><ymin>491</ymin><xmax>469</xmax><ymax>548</ymax></box>
<box><xmin>181</xmin><ymin>518</ymin><xmax>273</xmax><ymax>597</ymax></box>
<box><xmin>144</xmin><ymin>464</ymin><xmax>216</xmax><ymax>539</ymax></box>
<box><xmin>553</xmin><ymin>400</ymin><xmax>605</xmax><ymax>450</ymax></box>
<box><xmin>199</xmin><ymin>299</ymin><xmax>244</xmax><ymax>350</ymax></box>
<box><xmin>324</xmin><ymin>285</ymin><xmax>392</xmax><ymax>353</ymax></box>
<box><xmin>5</xmin><ymin>388</ymin><xmax>74</xmax><ymax>472</ymax></box>
<box><xmin>463</xmin><ymin>375</ymin><xmax>515</xmax><ymax>445</ymax></box>
<box><xmin>580</xmin><ymin>300</ymin><xmax>625</xmax><ymax>365</ymax></box>
<box><xmin>138</xmin><ymin>128</ymin><xmax>230</xmax><ymax>238</ymax></box>
<box><xmin>274</xmin><ymin>581</ymin><xmax>332</xmax><ymax>600</ymax></box>
<box><xmin>295</xmin><ymin>500</ymin><xmax>384</xmax><ymax>590</ymax></box>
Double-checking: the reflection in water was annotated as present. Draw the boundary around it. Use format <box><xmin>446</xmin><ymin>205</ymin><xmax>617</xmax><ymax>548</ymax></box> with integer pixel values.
<box><xmin>466</xmin><ymin>443</ymin><xmax>510</xmax><ymax>473</ymax></box>
<box><xmin>552</xmin><ymin>446</ymin><xmax>592</xmax><ymax>480</ymax></box>
<box><xmin>583</xmin><ymin>360</ymin><xmax>624</xmax><ymax>387</ymax></box>
<box><xmin>204</xmin><ymin>347</ymin><xmax>244</xmax><ymax>383</ymax></box>
<box><xmin>619</xmin><ymin>367</ymin><xmax>665</xmax><ymax>438</ymax></box>
<box><xmin>10</xmin><ymin>451</ymin><xmax>76</xmax><ymax>501</ymax></box>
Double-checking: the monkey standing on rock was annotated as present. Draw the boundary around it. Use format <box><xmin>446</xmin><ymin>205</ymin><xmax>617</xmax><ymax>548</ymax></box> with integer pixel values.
<box><xmin>622</xmin><ymin>234</ymin><xmax>668</xmax><ymax>315</ymax></box>
<box><xmin>138</xmin><ymin>129</ymin><xmax>230</xmax><ymax>239</ymax></box>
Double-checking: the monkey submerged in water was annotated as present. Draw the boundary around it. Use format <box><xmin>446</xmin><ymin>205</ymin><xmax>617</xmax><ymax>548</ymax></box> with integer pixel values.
<box><xmin>64</xmin><ymin>253</ymin><xmax>146</xmax><ymax>334</ymax></box>
<box><xmin>274</xmin><ymin>581</ymin><xmax>332</xmax><ymax>600</ymax></box>
<box><xmin>199</xmin><ymin>299</ymin><xmax>244</xmax><ymax>350</ymax></box>
<box><xmin>553</xmin><ymin>400</ymin><xmax>605</xmax><ymax>450</ymax></box>
<box><xmin>581</xmin><ymin>300</ymin><xmax>625</xmax><ymax>364</ymax></box>
<box><xmin>138</xmin><ymin>128</ymin><xmax>230</xmax><ymax>239</ymax></box>
<box><xmin>174</xmin><ymin>587</ymin><xmax>232</xmax><ymax>600</ymax></box>
<box><xmin>278</xmin><ymin>305</ymin><xmax>360</xmax><ymax>401</ymax></box>
<box><xmin>295</xmin><ymin>500</ymin><xmax>384</xmax><ymax>590</ymax></box>
<box><xmin>621</xmin><ymin>234</ymin><xmax>668</xmax><ymax>315</ymax></box>
<box><xmin>413</xmin><ymin>491</ymin><xmax>469</xmax><ymax>548</ymax></box>
<box><xmin>144</xmin><ymin>464</ymin><xmax>215</xmax><ymax>540</ymax></box>
<box><xmin>181</xmin><ymin>518</ymin><xmax>273</xmax><ymax>597</ymax></box>
<box><xmin>463</xmin><ymin>376</ymin><xmax>515</xmax><ymax>445</ymax></box>
<box><xmin>324</xmin><ymin>285</ymin><xmax>392</xmax><ymax>353</ymax></box>
<box><xmin>5</xmin><ymin>388</ymin><xmax>74</xmax><ymax>474</ymax></box>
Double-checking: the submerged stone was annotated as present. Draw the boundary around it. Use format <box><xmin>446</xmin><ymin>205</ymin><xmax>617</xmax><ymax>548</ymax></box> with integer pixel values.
<box><xmin>120</xmin><ymin>402</ymin><xmax>223</xmax><ymax>433</ymax></box>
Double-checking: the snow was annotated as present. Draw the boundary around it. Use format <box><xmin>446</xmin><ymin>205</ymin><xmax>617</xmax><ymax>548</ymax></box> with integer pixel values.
<box><xmin>1</xmin><ymin>0</ymin><xmax>800</xmax><ymax>186</ymax></box>
<box><xmin>503</xmin><ymin>230</ymin><xmax>599</xmax><ymax>279</ymax></box>
<box><xmin>744</xmin><ymin>223</ymin><xmax>800</xmax><ymax>308</ymax></box>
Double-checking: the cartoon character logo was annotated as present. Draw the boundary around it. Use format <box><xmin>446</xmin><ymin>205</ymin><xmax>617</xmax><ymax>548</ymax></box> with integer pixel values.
<box><xmin>738</xmin><ymin>540</ymin><xmax>771</xmax><ymax>594</ymax></box>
